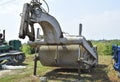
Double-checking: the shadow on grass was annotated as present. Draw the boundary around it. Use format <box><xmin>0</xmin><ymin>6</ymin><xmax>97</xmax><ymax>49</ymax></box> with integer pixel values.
<box><xmin>44</xmin><ymin>64</ymin><xmax>111</xmax><ymax>82</ymax></box>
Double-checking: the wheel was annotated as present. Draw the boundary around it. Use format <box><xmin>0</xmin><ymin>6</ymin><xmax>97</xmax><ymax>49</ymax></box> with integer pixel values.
<box><xmin>15</xmin><ymin>53</ymin><xmax>26</xmax><ymax>64</ymax></box>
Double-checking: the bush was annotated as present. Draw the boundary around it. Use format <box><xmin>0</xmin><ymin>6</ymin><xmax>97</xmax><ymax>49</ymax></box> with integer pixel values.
<box><xmin>92</xmin><ymin>40</ymin><xmax>120</xmax><ymax>56</ymax></box>
<box><xmin>21</xmin><ymin>40</ymin><xmax>120</xmax><ymax>56</ymax></box>
<box><xmin>21</xmin><ymin>43</ymin><xmax>35</xmax><ymax>55</ymax></box>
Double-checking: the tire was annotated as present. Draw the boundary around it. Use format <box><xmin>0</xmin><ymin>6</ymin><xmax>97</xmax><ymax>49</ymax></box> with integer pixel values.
<box><xmin>15</xmin><ymin>53</ymin><xmax>26</xmax><ymax>64</ymax></box>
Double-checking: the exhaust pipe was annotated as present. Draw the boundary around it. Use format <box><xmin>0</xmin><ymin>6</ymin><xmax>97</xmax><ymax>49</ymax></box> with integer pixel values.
<box><xmin>79</xmin><ymin>23</ymin><xmax>82</xmax><ymax>36</ymax></box>
<box><xmin>3</xmin><ymin>30</ymin><xmax>5</xmax><ymax>41</ymax></box>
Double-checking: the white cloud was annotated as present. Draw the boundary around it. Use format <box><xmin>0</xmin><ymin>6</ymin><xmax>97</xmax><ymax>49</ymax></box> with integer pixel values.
<box><xmin>0</xmin><ymin>0</ymin><xmax>52</xmax><ymax>15</ymax></box>
<box><xmin>80</xmin><ymin>11</ymin><xmax>120</xmax><ymax>40</ymax></box>
<box><xmin>0</xmin><ymin>0</ymin><xmax>120</xmax><ymax>41</ymax></box>
<box><xmin>0</xmin><ymin>0</ymin><xmax>31</xmax><ymax>14</ymax></box>
<box><xmin>0</xmin><ymin>0</ymin><xmax>31</xmax><ymax>42</ymax></box>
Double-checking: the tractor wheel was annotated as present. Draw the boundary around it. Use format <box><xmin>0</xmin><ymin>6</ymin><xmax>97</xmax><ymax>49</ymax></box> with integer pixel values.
<box><xmin>15</xmin><ymin>53</ymin><xmax>26</xmax><ymax>64</ymax></box>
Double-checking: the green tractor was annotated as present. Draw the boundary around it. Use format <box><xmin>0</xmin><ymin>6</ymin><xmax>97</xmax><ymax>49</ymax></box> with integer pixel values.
<box><xmin>0</xmin><ymin>30</ymin><xmax>25</xmax><ymax>65</ymax></box>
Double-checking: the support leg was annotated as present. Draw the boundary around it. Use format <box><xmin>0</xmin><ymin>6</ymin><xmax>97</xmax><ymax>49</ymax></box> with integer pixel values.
<box><xmin>77</xmin><ymin>61</ymin><xmax>81</xmax><ymax>80</ymax></box>
<box><xmin>34</xmin><ymin>55</ymin><xmax>39</xmax><ymax>76</ymax></box>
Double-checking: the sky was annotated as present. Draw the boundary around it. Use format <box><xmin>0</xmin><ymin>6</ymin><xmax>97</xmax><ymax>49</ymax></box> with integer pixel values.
<box><xmin>0</xmin><ymin>0</ymin><xmax>120</xmax><ymax>42</ymax></box>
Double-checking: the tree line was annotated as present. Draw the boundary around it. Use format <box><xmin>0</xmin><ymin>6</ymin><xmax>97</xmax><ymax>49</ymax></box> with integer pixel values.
<box><xmin>21</xmin><ymin>40</ymin><xmax>120</xmax><ymax>56</ymax></box>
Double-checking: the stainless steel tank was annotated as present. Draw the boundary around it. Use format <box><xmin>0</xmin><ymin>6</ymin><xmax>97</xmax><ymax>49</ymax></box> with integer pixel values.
<box><xmin>38</xmin><ymin>45</ymin><xmax>94</xmax><ymax>69</ymax></box>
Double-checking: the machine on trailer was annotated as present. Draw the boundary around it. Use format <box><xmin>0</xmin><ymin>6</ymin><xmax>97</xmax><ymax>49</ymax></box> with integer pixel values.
<box><xmin>19</xmin><ymin>0</ymin><xmax>98</xmax><ymax>78</ymax></box>
<box><xmin>112</xmin><ymin>45</ymin><xmax>120</xmax><ymax>77</ymax></box>
<box><xmin>0</xmin><ymin>30</ymin><xmax>25</xmax><ymax>65</ymax></box>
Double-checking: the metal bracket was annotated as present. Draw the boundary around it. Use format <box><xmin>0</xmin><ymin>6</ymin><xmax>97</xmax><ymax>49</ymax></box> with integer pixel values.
<box><xmin>54</xmin><ymin>45</ymin><xmax>59</xmax><ymax>64</ymax></box>
<box><xmin>77</xmin><ymin>60</ymin><xmax>83</xmax><ymax>80</ymax></box>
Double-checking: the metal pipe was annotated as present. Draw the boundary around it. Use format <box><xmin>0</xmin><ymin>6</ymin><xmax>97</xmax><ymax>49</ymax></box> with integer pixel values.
<box><xmin>33</xmin><ymin>55</ymin><xmax>38</xmax><ymax>76</ymax></box>
<box><xmin>79</xmin><ymin>23</ymin><xmax>82</xmax><ymax>36</ymax></box>
<box><xmin>3</xmin><ymin>30</ymin><xmax>5</xmax><ymax>41</ymax></box>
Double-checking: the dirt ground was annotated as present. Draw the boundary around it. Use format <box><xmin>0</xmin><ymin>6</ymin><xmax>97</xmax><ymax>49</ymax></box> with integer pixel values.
<box><xmin>0</xmin><ymin>70</ymin><xmax>11</xmax><ymax>77</ymax></box>
<box><xmin>0</xmin><ymin>55</ymin><xmax>120</xmax><ymax>82</ymax></box>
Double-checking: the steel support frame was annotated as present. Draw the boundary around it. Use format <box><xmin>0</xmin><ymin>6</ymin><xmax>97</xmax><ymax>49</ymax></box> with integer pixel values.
<box><xmin>33</xmin><ymin>55</ymin><xmax>39</xmax><ymax>76</ymax></box>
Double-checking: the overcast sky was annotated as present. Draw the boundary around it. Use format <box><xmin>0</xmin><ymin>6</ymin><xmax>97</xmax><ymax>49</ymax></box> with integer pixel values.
<box><xmin>0</xmin><ymin>0</ymin><xmax>120</xmax><ymax>42</ymax></box>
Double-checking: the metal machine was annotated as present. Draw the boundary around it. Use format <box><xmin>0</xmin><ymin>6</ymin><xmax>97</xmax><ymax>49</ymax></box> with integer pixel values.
<box><xmin>112</xmin><ymin>45</ymin><xmax>120</xmax><ymax>77</ymax></box>
<box><xmin>19</xmin><ymin>0</ymin><xmax>98</xmax><ymax>78</ymax></box>
<box><xmin>0</xmin><ymin>30</ymin><xmax>25</xmax><ymax>65</ymax></box>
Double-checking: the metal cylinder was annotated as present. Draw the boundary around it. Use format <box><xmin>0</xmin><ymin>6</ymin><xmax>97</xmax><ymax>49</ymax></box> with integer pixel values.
<box><xmin>38</xmin><ymin>45</ymin><xmax>88</xmax><ymax>68</ymax></box>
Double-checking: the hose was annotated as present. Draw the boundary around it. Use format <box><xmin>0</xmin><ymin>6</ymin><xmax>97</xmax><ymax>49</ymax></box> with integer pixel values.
<box><xmin>30</xmin><ymin>0</ymin><xmax>50</xmax><ymax>13</ymax></box>
<box><xmin>42</xmin><ymin>0</ymin><xmax>49</xmax><ymax>13</ymax></box>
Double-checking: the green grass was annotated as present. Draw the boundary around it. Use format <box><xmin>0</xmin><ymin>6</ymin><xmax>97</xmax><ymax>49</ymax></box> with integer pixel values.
<box><xmin>0</xmin><ymin>55</ymin><xmax>55</xmax><ymax>82</ymax></box>
<box><xmin>0</xmin><ymin>55</ymin><xmax>120</xmax><ymax>82</ymax></box>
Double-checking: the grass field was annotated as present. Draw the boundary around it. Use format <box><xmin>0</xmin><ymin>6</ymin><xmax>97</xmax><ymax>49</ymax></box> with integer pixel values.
<box><xmin>0</xmin><ymin>55</ymin><xmax>120</xmax><ymax>82</ymax></box>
